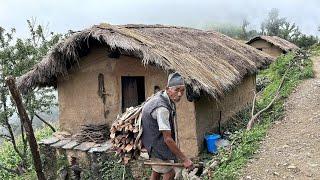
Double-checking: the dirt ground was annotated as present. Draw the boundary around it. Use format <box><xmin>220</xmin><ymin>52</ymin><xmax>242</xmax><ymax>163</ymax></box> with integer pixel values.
<box><xmin>241</xmin><ymin>56</ymin><xmax>320</xmax><ymax>180</ymax></box>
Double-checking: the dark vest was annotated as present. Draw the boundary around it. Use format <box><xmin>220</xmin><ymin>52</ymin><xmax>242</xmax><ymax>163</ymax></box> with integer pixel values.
<box><xmin>141</xmin><ymin>91</ymin><xmax>177</xmax><ymax>160</ymax></box>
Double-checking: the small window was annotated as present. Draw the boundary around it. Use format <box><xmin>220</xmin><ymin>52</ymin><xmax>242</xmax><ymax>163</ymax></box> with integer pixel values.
<box><xmin>257</xmin><ymin>48</ymin><xmax>263</xmax><ymax>51</ymax></box>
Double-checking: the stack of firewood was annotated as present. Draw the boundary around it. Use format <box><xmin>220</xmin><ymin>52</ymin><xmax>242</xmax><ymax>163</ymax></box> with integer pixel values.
<box><xmin>110</xmin><ymin>105</ymin><xmax>144</xmax><ymax>164</ymax></box>
<box><xmin>76</xmin><ymin>124</ymin><xmax>110</xmax><ymax>144</ymax></box>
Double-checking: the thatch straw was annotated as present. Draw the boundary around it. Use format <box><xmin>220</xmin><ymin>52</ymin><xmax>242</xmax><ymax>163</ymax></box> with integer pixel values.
<box><xmin>246</xmin><ymin>35</ymin><xmax>299</xmax><ymax>52</ymax></box>
<box><xmin>17</xmin><ymin>23</ymin><xmax>274</xmax><ymax>100</ymax></box>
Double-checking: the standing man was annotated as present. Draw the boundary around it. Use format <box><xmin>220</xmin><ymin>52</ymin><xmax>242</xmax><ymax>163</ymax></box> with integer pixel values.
<box><xmin>142</xmin><ymin>72</ymin><xmax>193</xmax><ymax>180</ymax></box>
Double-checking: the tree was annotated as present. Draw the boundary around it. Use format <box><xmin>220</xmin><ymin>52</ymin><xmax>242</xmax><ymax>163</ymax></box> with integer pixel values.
<box><xmin>279</xmin><ymin>22</ymin><xmax>301</xmax><ymax>40</ymax></box>
<box><xmin>6</xmin><ymin>76</ymin><xmax>46</xmax><ymax>180</ymax></box>
<box><xmin>240</xmin><ymin>19</ymin><xmax>249</xmax><ymax>40</ymax></box>
<box><xmin>206</xmin><ymin>23</ymin><xmax>243</xmax><ymax>39</ymax></box>
<box><xmin>240</xmin><ymin>19</ymin><xmax>258</xmax><ymax>40</ymax></box>
<box><xmin>261</xmin><ymin>8</ymin><xmax>286</xmax><ymax>36</ymax></box>
<box><xmin>293</xmin><ymin>34</ymin><xmax>319</xmax><ymax>48</ymax></box>
<box><xmin>260</xmin><ymin>8</ymin><xmax>300</xmax><ymax>40</ymax></box>
<box><xmin>0</xmin><ymin>19</ymin><xmax>61</xmax><ymax>176</ymax></box>
<box><xmin>261</xmin><ymin>8</ymin><xmax>318</xmax><ymax>48</ymax></box>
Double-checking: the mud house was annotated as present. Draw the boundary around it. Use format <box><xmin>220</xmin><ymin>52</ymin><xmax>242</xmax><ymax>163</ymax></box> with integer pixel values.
<box><xmin>246</xmin><ymin>35</ymin><xmax>299</xmax><ymax>57</ymax></box>
<box><xmin>17</xmin><ymin>24</ymin><xmax>273</xmax><ymax>157</ymax></box>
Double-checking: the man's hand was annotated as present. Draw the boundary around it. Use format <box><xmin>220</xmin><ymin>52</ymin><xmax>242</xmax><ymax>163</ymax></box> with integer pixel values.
<box><xmin>162</xmin><ymin>131</ymin><xmax>194</xmax><ymax>170</ymax></box>
<box><xmin>183</xmin><ymin>158</ymin><xmax>194</xmax><ymax>170</ymax></box>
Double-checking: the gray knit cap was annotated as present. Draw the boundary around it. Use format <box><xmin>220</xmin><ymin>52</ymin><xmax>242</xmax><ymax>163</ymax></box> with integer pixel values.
<box><xmin>167</xmin><ymin>72</ymin><xmax>184</xmax><ymax>87</ymax></box>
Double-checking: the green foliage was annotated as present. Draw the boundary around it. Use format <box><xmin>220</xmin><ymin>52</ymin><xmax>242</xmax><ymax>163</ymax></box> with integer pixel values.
<box><xmin>205</xmin><ymin>23</ymin><xmax>243</xmax><ymax>39</ymax></box>
<box><xmin>0</xmin><ymin>19</ymin><xmax>60</xmax><ymax>121</ymax></box>
<box><xmin>56</xmin><ymin>153</ymin><xmax>68</xmax><ymax>172</ymax></box>
<box><xmin>204</xmin><ymin>22</ymin><xmax>258</xmax><ymax>40</ymax></box>
<box><xmin>100</xmin><ymin>154</ymin><xmax>134</xmax><ymax>180</ymax></box>
<box><xmin>0</xmin><ymin>19</ymin><xmax>61</xmax><ymax>177</ymax></box>
<box><xmin>261</xmin><ymin>8</ymin><xmax>300</xmax><ymax>42</ymax></box>
<box><xmin>260</xmin><ymin>8</ymin><xmax>319</xmax><ymax>48</ymax></box>
<box><xmin>208</xmin><ymin>51</ymin><xmax>314</xmax><ymax>179</ymax></box>
<box><xmin>213</xmin><ymin>124</ymin><xmax>269</xmax><ymax>179</ymax></box>
<box><xmin>258</xmin><ymin>52</ymin><xmax>313</xmax><ymax>106</ymax></box>
<box><xmin>0</xmin><ymin>124</ymin><xmax>56</xmax><ymax>179</ymax></box>
<box><xmin>310</xmin><ymin>43</ymin><xmax>320</xmax><ymax>56</ymax></box>
<box><xmin>293</xmin><ymin>35</ymin><xmax>319</xmax><ymax>49</ymax></box>
<box><xmin>204</xmin><ymin>8</ymin><xmax>318</xmax><ymax>46</ymax></box>
<box><xmin>261</xmin><ymin>8</ymin><xmax>287</xmax><ymax>36</ymax></box>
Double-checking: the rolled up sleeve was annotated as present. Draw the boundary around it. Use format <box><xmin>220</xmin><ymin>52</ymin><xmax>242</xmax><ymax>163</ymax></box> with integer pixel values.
<box><xmin>153</xmin><ymin>107</ymin><xmax>171</xmax><ymax>131</ymax></box>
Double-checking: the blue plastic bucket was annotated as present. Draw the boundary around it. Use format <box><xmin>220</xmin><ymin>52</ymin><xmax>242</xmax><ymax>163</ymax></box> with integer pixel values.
<box><xmin>205</xmin><ymin>134</ymin><xmax>221</xmax><ymax>153</ymax></box>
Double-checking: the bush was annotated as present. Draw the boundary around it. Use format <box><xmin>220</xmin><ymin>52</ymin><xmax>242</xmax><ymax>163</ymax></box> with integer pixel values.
<box><xmin>293</xmin><ymin>35</ymin><xmax>319</xmax><ymax>49</ymax></box>
<box><xmin>100</xmin><ymin>153</ymin><xmax>134</xmax><ymax>180</ymax></box>
<box><xmin>0</xmin><ymin>125</ymin><xmax>56</xmax><ymax>179</ymax></box>
<box><xmin>310</xmin><ymin>43</ymin><xmax>320</xmax><ymax>56</ymax></box>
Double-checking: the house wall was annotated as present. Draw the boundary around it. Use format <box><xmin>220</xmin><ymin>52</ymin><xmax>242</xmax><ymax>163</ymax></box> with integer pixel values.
<box><xmin>249</xmin><ymin>40</ymin><xmax>284</xmax><ymax>57</ymax></box>
<box><xmin>194</xmin><ymin>75</ymin><xmax>256</xmax><ymax>152</ymax></box>
<box><xmin>57</xmin><ymin>45</ymin><xmax>198</xmax><ymax>157</ymax></box>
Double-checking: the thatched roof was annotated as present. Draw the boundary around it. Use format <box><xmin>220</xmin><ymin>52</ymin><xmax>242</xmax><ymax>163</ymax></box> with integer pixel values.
<box><xmin>246</xmin><ymin>35</ymin><xmax>299</xmax><ymax>52</ymax></box>
<box><xmin>17</xmin><ymin>23</ymin><xmax>274</xmax><ymax>100</ymax></box>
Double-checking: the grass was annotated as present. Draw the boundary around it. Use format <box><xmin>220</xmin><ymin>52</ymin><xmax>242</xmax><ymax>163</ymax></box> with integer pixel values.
<box><xmin>310</xmin><ymin>43</ymin><xmax>320</xmax><ymax>56</ymax></box>
<box><xmin>202</xmin><ymin>51</ymin><xmax>315</xmax><ymax>179</ymax></box>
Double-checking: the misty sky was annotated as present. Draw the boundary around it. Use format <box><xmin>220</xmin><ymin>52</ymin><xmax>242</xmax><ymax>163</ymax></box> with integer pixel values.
<box><xmin>1</xmin><ymin>0</ymin><xmax>320</xmax><ymax>38</ymax></box>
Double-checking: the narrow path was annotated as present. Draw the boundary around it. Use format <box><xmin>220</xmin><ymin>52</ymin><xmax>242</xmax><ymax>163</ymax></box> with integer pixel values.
<box><xmin>241</xmin><ymin>56</ymin><xmax>320</xmax><ymax>180</ymax></box>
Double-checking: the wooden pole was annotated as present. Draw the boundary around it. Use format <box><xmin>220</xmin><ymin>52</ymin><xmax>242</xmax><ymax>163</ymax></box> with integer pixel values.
<box><xmin>6</xmin><ymin>76</ymin><xmax>46</xmax><ymax>180</ymax></box>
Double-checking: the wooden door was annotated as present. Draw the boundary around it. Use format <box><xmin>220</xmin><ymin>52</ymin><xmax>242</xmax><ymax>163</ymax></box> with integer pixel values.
<box><xmin>121</xmin><ymin>76</ymin><xmax>145</xmax><ymax>112</ymax></box>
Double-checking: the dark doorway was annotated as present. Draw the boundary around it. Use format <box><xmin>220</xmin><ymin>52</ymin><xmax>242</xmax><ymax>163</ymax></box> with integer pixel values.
<box><xmin>121</xmin><ymin>76</ymin><xmax>145</xmax><ymax>112</ymax></box>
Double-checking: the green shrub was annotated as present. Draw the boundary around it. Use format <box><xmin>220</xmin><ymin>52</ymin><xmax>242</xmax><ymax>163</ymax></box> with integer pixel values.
<box><xmin>310</xmin><ymin>43</ymin><xmax>320</xmax><ymax>56</ymax></box>
<box><xmin>100</xmin><ymin>154</ymin><xmax>134</xmax><ymax>180</ymax></box>
<box><xmin>0</xmin><ymin>124</ymin><xmax>56</xmax><ymax>179</ymax></box>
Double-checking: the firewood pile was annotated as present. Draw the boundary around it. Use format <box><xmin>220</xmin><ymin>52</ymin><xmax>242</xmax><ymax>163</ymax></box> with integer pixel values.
<box><xmin>110</xmin><ymin>105</ymin><xmax>144</xmax><ymax>164</ymax></box>
<box><xmin>76</xmin><ymin>124</ymin><xmax>110</xmax><ymax>144</ymax></box>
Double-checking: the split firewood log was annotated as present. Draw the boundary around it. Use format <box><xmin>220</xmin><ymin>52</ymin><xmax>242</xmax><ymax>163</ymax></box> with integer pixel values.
<box><xmin>110</xmin><ymin>105</ymin><xmax>144</xmax><ymax>164</ymax></box>
<box><xmin>110</xmin><ymin>95</ymin><xmax>156</xmax><ymax>164</ymax></box>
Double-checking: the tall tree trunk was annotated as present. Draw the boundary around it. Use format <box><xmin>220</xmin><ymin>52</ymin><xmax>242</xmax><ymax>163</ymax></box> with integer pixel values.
<box><xmin>6</xmin><ymin>76</ymin><xmax>46</xmax><ymax>180</ymax></box>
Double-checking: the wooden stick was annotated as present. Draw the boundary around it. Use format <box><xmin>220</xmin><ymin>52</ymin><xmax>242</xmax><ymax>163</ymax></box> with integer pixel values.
<box><xmin>144</xmin><ymin>161</ymin><xmax>202</xmax><ymax>168</ymax></box>
<box><xmin>251</xmin><ymin>89</ymin><xmax>257</xmax><ymax>117</ymax></box>
<box><xmin>6</xmin><ymin>76</ymin><xmax>46</xmax><ymax>180</ymax></box>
